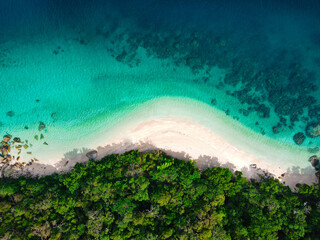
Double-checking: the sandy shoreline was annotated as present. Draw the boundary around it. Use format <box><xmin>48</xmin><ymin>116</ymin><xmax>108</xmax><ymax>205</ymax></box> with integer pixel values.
<box><xmin>92</xmin><ymin>117</ymin><xmax>317</xmax><ymax>187</ymax></box>
<box><xmin>2</xmin><ymin>97</ymin><xmax>318</xmax><ymax>187</ymax></box>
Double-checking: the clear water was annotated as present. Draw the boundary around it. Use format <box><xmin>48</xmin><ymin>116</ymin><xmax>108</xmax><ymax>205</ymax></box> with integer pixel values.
<box><xmin>0</xmin><ymin>0</ymin><xmax>319</xmax><ymax>162</ymax></box>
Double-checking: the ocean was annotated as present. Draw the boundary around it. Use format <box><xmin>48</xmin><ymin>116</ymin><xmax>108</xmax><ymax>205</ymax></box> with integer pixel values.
<box><xmin>0</xmin><ymin>0</ymin><xmax>319</xmax><ymax>167</ymax></box>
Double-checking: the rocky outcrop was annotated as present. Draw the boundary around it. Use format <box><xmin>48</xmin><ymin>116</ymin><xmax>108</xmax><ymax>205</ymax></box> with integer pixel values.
<box><xmin>2</xmin><ymin>164</ymin><xmax>22</xmax><ymax>178</ymax></box>
<box><xmin>86</xmin><ymin>150</ymin><xmax>98</xmax><ymax>160</ymax></box>
<box><xmin>293</xmin><ymin>132</ymin><xmax>306</xmax><ymax>145</ymax></box>
<box><xmin>309</xmin><ymin>155</ymin><xmax>319</xmax><ymax>168</ymax></box>
<box><xmin>305</xmin><ymin>122</ymin><xmax>320</xmax><ymax>138</ymax></box>
<box><xmin>1</xmin><ymin>147</ymin><xmax>8</xmax><ymax>157</ymax></box>
<box><xmin>250</xmin><ymin>164</ymin><xmax>257</xmax><ymax>168</ymax></box>
<box><xmin>308</xmin><ymin>156</ymin><xmax>320</xmax><ymax>181</ymax></box>
<box><xmin>2</xmin><ymin>135</ymin><xmax>11</xmax><ymax>143</ymax></box>
<box><xmin>39</xmin><ymin>122</ymin><xmax>46</xmax><ymax>131</ymax></box>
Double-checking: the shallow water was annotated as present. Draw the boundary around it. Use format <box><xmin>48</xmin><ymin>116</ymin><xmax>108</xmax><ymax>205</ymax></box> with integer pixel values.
<box><xmin>0</xmin><ymin>0</ymin><xmax>319</xmax><ymax>164</ymax></box>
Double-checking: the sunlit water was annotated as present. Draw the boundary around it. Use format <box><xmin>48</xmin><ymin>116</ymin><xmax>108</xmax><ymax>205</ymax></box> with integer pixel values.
<box><xmin>0</xmin><ymin>0</ymin><xmax>319</xmax><ymax>165</ymax></box>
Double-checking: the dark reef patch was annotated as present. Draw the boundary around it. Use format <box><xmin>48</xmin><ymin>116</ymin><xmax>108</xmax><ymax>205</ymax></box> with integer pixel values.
<box><xmin>100</xmin><ymin>21</ymin><xmax>320</xmax><ymax>141</ymax></box>
<box><xmin>293</xmin><ymin>132</ymin><xmax>306</xmax><ymax>145</ymax></box>
<box><xmin>6</xmin><ymin>111</ymin><xmax>14</xmax><ymax>117</ymax></box>
<box><xmin>305</xmin><ymin>122</ymin><xmax>320</xmax><ymax>138</ymax></box>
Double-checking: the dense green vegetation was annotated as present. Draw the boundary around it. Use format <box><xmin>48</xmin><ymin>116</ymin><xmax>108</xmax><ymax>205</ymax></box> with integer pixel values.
<box><xmin>0</xmin><ymin>150</ymin><xmax>319</xmax><ymax>239</ymax></box>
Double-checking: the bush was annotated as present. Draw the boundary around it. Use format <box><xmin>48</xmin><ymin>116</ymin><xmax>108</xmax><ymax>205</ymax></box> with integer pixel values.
<box><xmin>0</xmin><ymin>150</ymin><xmax>318</xmax><ymax>239</ymax></box>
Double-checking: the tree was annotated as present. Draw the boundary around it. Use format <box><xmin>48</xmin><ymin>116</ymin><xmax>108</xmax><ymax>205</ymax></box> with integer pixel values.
<box><xmin>0</xmin><ymin>150</ymin><xmax>318</xmax><ymax>239</ymax></box>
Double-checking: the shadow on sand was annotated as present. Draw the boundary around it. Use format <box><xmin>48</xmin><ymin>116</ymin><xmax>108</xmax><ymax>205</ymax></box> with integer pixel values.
<box><xmin>2</xmin><ymin>140</ymin><xmax>318</xmax><ymax>189</ymax></box>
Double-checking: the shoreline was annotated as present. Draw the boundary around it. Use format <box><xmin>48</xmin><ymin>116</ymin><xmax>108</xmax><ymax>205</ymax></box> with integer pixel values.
<box><xmin>2</xmin><ymin>97</ymin><xmax>317</xmax><ymax>187</ymax></box>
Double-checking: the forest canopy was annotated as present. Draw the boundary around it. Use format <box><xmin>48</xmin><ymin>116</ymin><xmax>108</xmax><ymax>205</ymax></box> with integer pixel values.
<box><xmin>0</xmin><ymin>150</ymin><xmax>319</xmax><ymax>239</ymax></box>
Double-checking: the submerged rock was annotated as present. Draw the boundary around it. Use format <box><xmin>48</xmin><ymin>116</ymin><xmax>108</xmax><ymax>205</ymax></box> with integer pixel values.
<box><xmin>255</xmin><ymin>104</ymin><xmax>270</xmax><ymax>118</ymax></box>
<box><xmin>308</xmin><ymin>147</ymin><xmax>319</xmax><ymax>153</ymax></box>
<box><xmin>51</xmin><ymin>112</ymin><xmax>58</xmax><ymax>121</ymax></box>
<box><xmin>186</xmin><ymin>56</ymin><xmax>202</xmax><ymax>70</ymax></box>
<box><xmin>6</xmin><ymin>111</ymin><xmax>14</xmax><ymax>117</ymax></box>
<box><xmin>242</xmin><ymin>109</ymin><xmax>249</xmax><ymax>117</ymax></box>
<box><xmin>272</xmin><ymin>126</ymin><xmax>279</xmax><ymax>134</ymax></box>
<box><xmin>293</xmin><ymin>132</ymin><xmax>306</xmax><ymax>145</ymax></box>
<box><xmin>272</xmin><ymin>124</ymin><xmax>282</xmax><ymax>134</ymax></box>
<box><xmin>86</xmin><ymin>150</ymin><xmax>98</xmax><ymax>160</ymax></box>
<box><xmin>39</xmin><ymin>122</ymin><xmax>46</xmax><ymax>131</ymax></box>
<box><xmin>305</xmin><ymin>122</ymin><xmax>320</xmax><ymax>138</ymax></box>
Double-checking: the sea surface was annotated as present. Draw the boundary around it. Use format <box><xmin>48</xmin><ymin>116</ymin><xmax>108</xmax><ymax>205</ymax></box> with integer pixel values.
<box><xmin>0</xmin><ymin>0</ymin><xmax>319</xmax><ymax>164</ymax></box>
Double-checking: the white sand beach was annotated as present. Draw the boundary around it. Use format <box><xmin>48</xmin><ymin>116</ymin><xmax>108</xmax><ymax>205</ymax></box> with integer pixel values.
<box><xmin>12</xmin><ymin>97</ymin><xmax>316</xmax><ymax>187</ymax></box>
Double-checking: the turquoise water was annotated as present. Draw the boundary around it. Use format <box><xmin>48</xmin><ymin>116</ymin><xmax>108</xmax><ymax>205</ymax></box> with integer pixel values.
<box><xmin>0</xmin><ymin>0</ymin><xmax>320</xmax><ymax>164</ymax></box>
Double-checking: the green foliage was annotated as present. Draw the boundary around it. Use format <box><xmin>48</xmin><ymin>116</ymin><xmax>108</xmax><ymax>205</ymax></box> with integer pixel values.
<box><xmin>0</xmin><ymin>179</ymin><xmax>19</xmax><ymax>197</ymax></box>
<box><xmin>0</xmin><ymin>150</ymin><xmax>318</xmax><ymax>239</ymax></box>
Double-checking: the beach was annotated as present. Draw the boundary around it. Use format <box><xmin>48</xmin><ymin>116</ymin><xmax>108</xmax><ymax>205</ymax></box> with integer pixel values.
<box><xmin>11</xmin><ymin>97</ymin><xmax>315</xmax><ymax>187</ymax></box>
